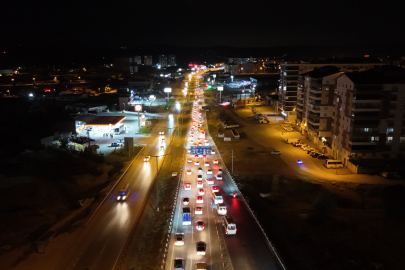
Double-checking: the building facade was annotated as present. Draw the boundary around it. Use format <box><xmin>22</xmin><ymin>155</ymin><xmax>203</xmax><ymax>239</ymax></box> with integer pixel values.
<box><xmin>332</xmin><ymin>66</ymin><xmax>405</xmax><ymax>164</ymax></box>
<box><xmin>158</xmin><ymin>55</ymin><xmax>168</xmax><ymax>68</ymax></box>
<box><xmin>168</xmin><ymin>54</ymin><xmax>176</xmax><ymax>67</ymax></box>
<box><xmin>278</xmin><ymin>59</ymin><xmax>383</xmax><ymax>114</ymax></box>
<box><xmin>144</xmin><ymin>55</ymin><xmax>152</xmax><ymax>66</ymax></box>
<box><xmin>298</xmin><ymin>66</ymin><xmax>342</xmax><ymax>145</ymax></box>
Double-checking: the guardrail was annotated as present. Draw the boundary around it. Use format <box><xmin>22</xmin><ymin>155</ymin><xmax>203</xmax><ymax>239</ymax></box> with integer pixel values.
<box><xmin>205</xmin><ymin>111</ymin><xmax>288</xmax><ymax>270</ymax></box>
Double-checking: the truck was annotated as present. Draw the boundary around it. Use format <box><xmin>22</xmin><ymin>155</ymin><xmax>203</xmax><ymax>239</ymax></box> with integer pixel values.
<box><xmin>286</xmin><ymin>138</ymin><xmax>300</xmax><ymax>144</ymax></box>
<box><xmin>114</xmin><ymin>124</ymin><xmax>125</xmax><ymax>135</ymax></box>
<box><xmin>231</xmin><ymin>128</ymin><xmax>240</xmax><ymax>139</ymax></box>
<box><xmin>182</xmin><ymin>207</ymin><xmax>191</xmax><ymax>225</ymax></box>
<box><xmin>222</xmin><ymin>121</ymin><xmax>239</xmax><ymax>129</ymax></box>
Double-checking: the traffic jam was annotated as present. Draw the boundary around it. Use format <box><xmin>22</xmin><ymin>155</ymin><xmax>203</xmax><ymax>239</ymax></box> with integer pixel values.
<box><xmin>171</xmin><ymin>74</ymin><xmax>237</xmax><ymax>270</ymax></box>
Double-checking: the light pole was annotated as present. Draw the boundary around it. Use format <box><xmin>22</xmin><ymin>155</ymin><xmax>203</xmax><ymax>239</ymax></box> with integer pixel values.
<box><xmin>123</xmin><ymin>103</ymin><xmax>125</xmax><ymax>111</ymax></box>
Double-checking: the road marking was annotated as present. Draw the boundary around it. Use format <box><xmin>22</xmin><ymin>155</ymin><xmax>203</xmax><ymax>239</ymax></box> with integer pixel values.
<box><xmin>100</xmin><ymin>238</ymin><xmax>110</xmax><ymax>255</ymax></box>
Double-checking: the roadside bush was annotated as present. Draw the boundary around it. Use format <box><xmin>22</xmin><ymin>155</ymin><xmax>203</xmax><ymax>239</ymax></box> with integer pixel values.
<box><xmin>107</xmin><ymin>161</ymin><xmax>124</xmax><ymax>178</ymax></box>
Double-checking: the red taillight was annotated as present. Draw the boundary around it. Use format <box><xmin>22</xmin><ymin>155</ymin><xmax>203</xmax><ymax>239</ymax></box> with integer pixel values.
<box><xmin>235</xmin><ymin>229</ymin><xmax>237</xmax><ymax>231</ymax></box>
<box><xmin>226</xmin><ymin>229</ymin><xmax>228</xmax><ymax>232</ymax></box>
<box><xmin>203</xmin><ymin>226</ymin><xmax>205</xmax><ymax>229</ymax></box>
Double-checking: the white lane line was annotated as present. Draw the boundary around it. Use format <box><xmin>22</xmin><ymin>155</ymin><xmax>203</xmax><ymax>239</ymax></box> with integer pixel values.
<box><xmin>100</xmin><ymin>237</ymin><xmax>110</xmax><ymax>255</ymax></box>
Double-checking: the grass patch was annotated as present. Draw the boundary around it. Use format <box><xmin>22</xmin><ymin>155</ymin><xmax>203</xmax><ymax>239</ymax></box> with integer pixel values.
<box><xmin>136</xmin><ymin>118</ymin><xmax>159</xmax><ymax>135</ymax></box>
<box><xmin>164</xmin><ymin>99</ymin><xmax>175</xmax><ymax>110</ymax></box>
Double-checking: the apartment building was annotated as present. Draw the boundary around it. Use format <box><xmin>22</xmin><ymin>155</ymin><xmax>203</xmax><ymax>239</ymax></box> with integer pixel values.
<box><xmin>332</xmin><ymin>66</ymin><xmax>405</xmax><ymax>165</ymax></box>
<box><xmin>278</xmin><ymin>58</ymin><xmax>382</xmax><ymax>118</ymax></box>
<box><xmin>298</xmin><ymin>66</ymin><xmax>342</xmax><ymax>145</ymax></box>
<box><xmin>158</xmin><ymin>55</ymin><xmax>167</xmax><ymax>68</ymax></box>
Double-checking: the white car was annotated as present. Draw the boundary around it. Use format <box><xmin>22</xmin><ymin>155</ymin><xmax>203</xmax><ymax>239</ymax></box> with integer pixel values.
<box><xmin>174</xmin><ymin>233</ymin><xmax>184</xmax><ymax>246</ymax></box>
<box><xmin>205</xmin><ymin>142</ymin><xmax>209</xmax><ymax>146</ymax></box>
<box><xmin>207</xmin><ymin>169</ymin><xmax>212</xmax><ymax>175</ymax></box>
<box><xmin>160</xmin><ymin>146</ymin><xmax>164</xmax><ymax>151</ymax></box>
<box><xmin>184</xmin><ymin>183</ymin><xmax>191</xmax><ymax>190</ymax></box>
<box><xmin>195</xmin><ymin>207</ymin><xmax>203</xmax><ymax>215</ymax></box>
<box><xmin>198</xmin><ymin>188</ymin><xmax>205</xmax><ymax>195</ymax></box>
<box><xmin>204</xmin><ymin>162</ymin><xmax>209</xmax><ymax>167</ymax></box>
<box><xmin>182</xmin><ymin>197</ymin><xmax>190</xmax><ymax>205</ymax></box>
<box><xmin>195</xmin><ymin>161</ymin><xmax>200</xmax><ymax>166</ymax></box>
<box><xmin>271</xmin><ymin>151</ymin><xmax>281</xmax><ymax>155</ymax></box>
<box><xmin>186</xmin><ymin>169</ymin><xmax>192</xmax><ymax>175</ymax></box>
<box><xmin>206</xmin><ymin>178</ymin><xmax>214</xmax><ymax>185</ymax></box>
<box><xmin>198</xmin><ymin>167</ymin><xmax>203</xmax><ymax>174</ymax></box>
<box><xmin>197</xmin><ymin>181</ymin><xmax>203</xmax><ymax>188</ymax></box>
<box><xmin>196</xmin><ymin>196</ymin><xmax>204</xmax><ymax>203</ymax></box>
<box><xmin>211</xmin><ymin>150</ymin><xmax>216</xmax><ymax>154</ymax></box>
<box><xmin>144</xmin><ymin>156</ymin><xmax>150</xmax><ymax>162</ymax></box>
<box><xmin>197</xmin><ymin>175</ymin><xmax>203</xmax><ymax>180</ymax></box>
<box><xmin>187</xmin><ymin>158</ymin><xmax>192</xmax><ymax>163</ymax></box>
<box><xmin>218</xmin><ymin>168</ymin><xmax>222</xmax><ymax>174</ymax></box>
<box><xmin>216</xmin><ymin>175</ymin><xmax>223</xmax><ymax>180</ymax></box>
<box><xmin>213</xmin><ymin>159</ymin><xmax>219</xmax><ymax>164</ymax></box>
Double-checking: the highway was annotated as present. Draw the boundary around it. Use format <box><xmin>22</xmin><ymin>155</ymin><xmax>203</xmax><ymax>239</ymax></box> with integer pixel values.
<box><xmin>166</xmin><ymin>75</ymin><xmax>284</xmax><ymax>269</ymax></box>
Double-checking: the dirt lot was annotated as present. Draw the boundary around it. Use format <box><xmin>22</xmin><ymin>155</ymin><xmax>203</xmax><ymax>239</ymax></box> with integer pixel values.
<box><xmin>205</xmin><ymin>104</ymin><xmax>405</xmax><ymax>270</ymax></box>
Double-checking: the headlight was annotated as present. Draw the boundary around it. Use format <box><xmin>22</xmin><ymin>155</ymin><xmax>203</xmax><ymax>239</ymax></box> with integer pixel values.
<box><xmin>122</xmin><ymin>196</ymin><xmax>126</xmax><ymax>200</ymax></box>
<box><xmin>117</xmin><ymin>196</ymin><xmax>121</xmax><ymax>200</ymax></box>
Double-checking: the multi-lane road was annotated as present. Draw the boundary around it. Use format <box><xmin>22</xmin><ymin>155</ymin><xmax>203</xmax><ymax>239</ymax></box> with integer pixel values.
<box><xmin>165</xmin><ymin>77</ymin><xmax>284</xmax><ymax>270</ymax></box>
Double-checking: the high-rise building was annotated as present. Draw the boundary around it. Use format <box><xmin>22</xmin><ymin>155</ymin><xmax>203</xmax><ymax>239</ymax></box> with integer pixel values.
<box><xmin>133</xmin><ymin>56</ymin><xmax>142</xmax><ymax>65</ymax></box>
<box><xmin>114</xmin><ymin>56</ymin><xmax>139</xmax><ymax>73</ymax></box>
<box><xmin>279</xmin><ymin>58</ymin><xmax>383</xmax><ymax>116</ymax></box>
<box><xmin>158</xmin><ymin>55</ymin><xmax>168</xmax><ymax>68</ymax></box>
<box><xmin>144</xmin><ymin>55</ymin><xmax>152</xmax><ymax>66</ymax></box>
<box><xmin>168</xmin><ymin>54</ymin><xmax>176</xmax><ymax>67</ymax></box>
<box><xmin>332</xmin><ymin>66</ymin><xmax>405</xmax><ymax>163</ymax></box>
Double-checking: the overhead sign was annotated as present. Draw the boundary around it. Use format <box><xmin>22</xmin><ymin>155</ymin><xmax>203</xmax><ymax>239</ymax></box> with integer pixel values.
<box><xmin>190</xmin><ymin>146</ymin><xmax>211</xmax><ymax>155</ymax></box>
<box><xmin>218</xmin><ymin>86</ymin><xmax>223</xmax><ymax>91</ymax></box>
<box><xmin>135</xmin><ymin>104</ymin><xmax>142</xmax><ymax>112</ymax></box>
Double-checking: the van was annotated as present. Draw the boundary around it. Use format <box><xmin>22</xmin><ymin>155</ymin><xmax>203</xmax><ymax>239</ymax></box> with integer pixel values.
<box><xmin>117</xmin><ymin>184</ymin><xmax>130</xmax><ymax>201</ymax></box>
<box><xmin>222</xmin><ymin>216</ymin><xmax>237</xmax><ymax>235</ymax></box>
<box><xmin>325</xmin><ymin>159</ymin><xmax>344</xmax><ymax>169</ymax></box>
<box><xmin>212</xmin><ymin>192</ymin><xmax>223</xmax><ymax>204</ymax></box>
<box><xmin>216</xmin><ymin>203</ymin><xmax>227</xmax><ymax>215</ymax></box>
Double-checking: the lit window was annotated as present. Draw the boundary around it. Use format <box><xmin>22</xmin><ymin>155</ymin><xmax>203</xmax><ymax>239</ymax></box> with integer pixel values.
<box><xmin>400</xmin><ymin>137</ymin><xmax>405</xmax><ymax>143</ymax></box>
<box><xmin>386</xmin><ymin>128</ymin><xmax>394</xmax><ymax>134</ymax></box>
<box><xmin>386</xmin><ymin>137</ymin><xmax>393</xmax><ymax>143</ymax></box>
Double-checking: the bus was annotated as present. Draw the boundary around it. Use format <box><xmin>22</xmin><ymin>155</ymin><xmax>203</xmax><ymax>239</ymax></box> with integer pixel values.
<box><xmin>325</xmin><ymin>160</ymin><xmax>344</xmax><ymax>169</ymax></box>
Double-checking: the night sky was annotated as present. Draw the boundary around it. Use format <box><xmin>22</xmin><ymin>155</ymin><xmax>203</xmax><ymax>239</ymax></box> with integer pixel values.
<box><xmin>1</xmin><ymin>0</ymin><xmax>405</xmax><ymax>48</ymax></box>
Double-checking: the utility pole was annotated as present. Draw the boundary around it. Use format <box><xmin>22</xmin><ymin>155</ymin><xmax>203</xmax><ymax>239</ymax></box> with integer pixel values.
<box><xmin>232</xmin><ymin>149</ymin><xmax>234</xmax><ymax>173</ymax></box>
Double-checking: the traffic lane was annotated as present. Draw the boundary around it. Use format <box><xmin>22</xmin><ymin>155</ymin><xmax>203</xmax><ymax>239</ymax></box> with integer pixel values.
<box><xmin>218</xmin><ymin>176</ymin><xmax>283</xmax><ymax>270</ymax></box>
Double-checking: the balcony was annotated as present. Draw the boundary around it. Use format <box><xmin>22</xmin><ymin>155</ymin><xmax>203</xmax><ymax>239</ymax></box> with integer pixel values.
<box><xmin>351</xmin><ymin>128</ymin><xmax>379</xmax><ymax>134</ymax></box>
<box><xmin>309</xmin><ymin>93</ymin><xmax>322</xmax><ymax>100</ymax></box>
<box><xmin>308</xmin><ymin>105</ymin><xmax>321</xmax><ymax>112</ymax></box>
<box><xmin>307</xmin><ymin>118</ymin><xmax>320</xmax><ymax>125</ymax></box>
<box><xmin>351</xmin><ymin>103</ymin><xmax>381</xmax><ymax>112</ymax></box>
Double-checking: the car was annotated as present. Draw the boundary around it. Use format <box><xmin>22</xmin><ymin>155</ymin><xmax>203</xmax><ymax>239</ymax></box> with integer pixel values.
<box><xmin>195</xmin><ymin>207</ymin><xmax>203</xmax><ymax>214</ymax></box>
<box><xmin>189</xmin><ymin>134</ymin><xmax>194</xmax><ymax>138</ymax></box>
<box><xmin>184</xmin><ymin>183</ymin><xmax>191</xmax><ymax>190</ymax></box>
<box><xmin>202</xmin><ymin>155</ymin><xmax>206</xmax><ymax>159</ymax></box>
<box><xmin>196</xmin><ymin>196</ymin><xmax>204</xmax><ymax>203</ymax></box>
<box><xmin>216</xmin><ymin>174</ymin><xmax>223</xmax><ymax>180</ymax></box>
<box><xmin>318</xmin><ymin>155</ymin><xmax>329</xmax><ymax>160</ymax></box>
<box><xmin>174</xmin><ymin>258</ymin><xmax>185</xmax><ymax>270</ymax></box>
<box><xmin>218</xmin><ymin>168</ymin><xmax>223</xmax><ymax>174</ymax></box>
<box><xmin>196</xmin><ymin>241</ymin><xmax>206</xmax><ymax>255</ymax></box>
<box><xmin>197</xmin><ymin>180</ymin><xmax>203</xmax><ymax>188</ymax></box>
<box><xmin>161</xmin><ymin>138</ymin><xmax>165</xmax><ymax>144</ymax></box>
<box><xmin>211</xmin><ymin>185</ymin><xmax>219</xmax><ymax>192</ymax></box>
<box><xmin>207</xmin><ymin>169</ymin><xmax>212</xmax><ymax>175</ymax></box>
<box><xmin>197</xmin><ymin>138</ymin><xmax>201</xmax><ymax>142</ymax></box>
<box><xmin>213</xmin><ymin>159</ymin><xmax>219</xmax><ymax>164</ymax></box>
<box><xmin>271</xmin><ymin>150</ymin><xmax>281</xmax><ymax>155</ymax></box>
<box><xmin>195</xmin><ymin>262</ymin><xmax>207</xmax><ymax>270</ymax></box>
<box><xmin>187</xmin><ymin>149</ymin><xmax>191</xmax><ymax>154</ymax></box>
<box><xmin>111</xmin><ymin>142</ymin><xmax>120</xmax><ymax>147</ymax></box>
<box><xmin>189</xmin><ymin>139</ymin><xmax>194</xmax><ymax>144</ymax></box>
<box><xmin>182</xmin><ymin>197</ymin><xmax>190</xmax><ymax>205</ymax></box>
<box><xmin>195</xmin><ymin>161</ymin><xmax>200</xmax><ymax>166</ymax></box>
<box><xmin>198</xmin><ymin>142</ymin><xmax>202</xmax><ymax>146</ymax></box>
<box><xmin>116</xmin><ymin>139</ymin><xmax>124</xmax><ymax>145</ymax></box>
<box><xmin>160</xmin><ymin>146</ymin><xmax>164</xmax><ymax>151</ymax></box>
<box><xmin>198</xmin><ymin>188</ymin><xmax>205</xmax><ymax>195</ymax></box>
<box><xmin>204</xmin><ymin>161</ymin><xmax>209</xmax><ymax>167</ymax></box>
<box><xmin>144</xmin><ymin>156</ymin><xmax>150</xmax><ymax>162</ymax></box>
<box><xmin>312</xmin><ymin>153</ymin><xmax>321</xmax><ymax>158</ymax></box>
<box><xmin>197</xmin><ymin>175</ymin><xmax>203</xmax><ymax>180</ymax></box>
<box><xmin>297</xmin><ymin>160</ymin><xmax>303</xmax><ymax>164</ymax></box>
<box><xmin>294</xmin><ymin>143</ymin><xmax>304</xmax><ymax>147</ymax></box>
<box><xmin>198</xmin><ymin>167</ymin><xmax>203</xmax><ymax>174</ymax></box>
<box><xmin>205</xmin><ymin>142</ymin><xmax>209</xmax><ymax>146</ymax></box>
<box><xmin>187</xmin><ymin>158</ymin><xmax>192</xmax><ymax>163</ymax></box>
<box><xmin>300</xmin><ymin>144</ymin><xmax>308</xmax><ymax>149</ymax></box>
<box><xmin>195</xmin><ymin>220</ymin><xmax>205</xmax><ymax>231</ymax></box>
<box><xmin>206</xmin><ymin>178</ymin><xmax>214</xmax><ymax>185</ymax></box>
<box><xmin>159</xmin><ymin>131</ymin><xmax>164</xmax><ymax>135</ymax></box>
<box><xmin>186</xmin><ymin>169</ymin><xmax>192</xmax><ymax>175</ymax></box>
<box><xmin>309</xmin><ymin>151</ymin><xmax>317</xmax><ymax>156</ymax></box>
<box><xmin>306</xmin><ymin>149</ymin><xmax>315</xmax><ymax>154</ymax></box>
<box><xmin>175</xmin><ymin>233</ymin><xmax>185</xmax><ymax>246</ymax></box>
<box><xmin>211</xmin><ymin>150</ymin><xmax>216</xmax><ymax>154</ymax></box>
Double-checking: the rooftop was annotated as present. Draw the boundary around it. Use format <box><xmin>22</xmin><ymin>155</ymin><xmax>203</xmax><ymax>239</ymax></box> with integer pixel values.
<box><xmin>84</xmin><ymin>116</ymin><xmax>126</xmax><ymax>127</ymax></box>
<box><xmin>345</xmin><ymin>66</ymin><xmax>405</xmax><ymax>84</ymax></box>
<box><xmin>303</xmin><ymin>66</ymin><xmax>342</xmax><ymax>78</ymax></box>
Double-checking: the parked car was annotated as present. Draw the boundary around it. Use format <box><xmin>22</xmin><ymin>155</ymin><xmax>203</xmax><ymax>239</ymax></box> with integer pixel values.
<box><xmin>312</xmin><ymin>153</ymin><xmax>321</xmax><ymax>158</ymax></box>
<box><xmin>271</xmin><ymin>150</ymin><xmax>281</xmax><ymax>155</ymax></box>
<box><xmin>318</xmin><ymin>155</ymin><xmax>329</xmax><ymax>160</ymax></box>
